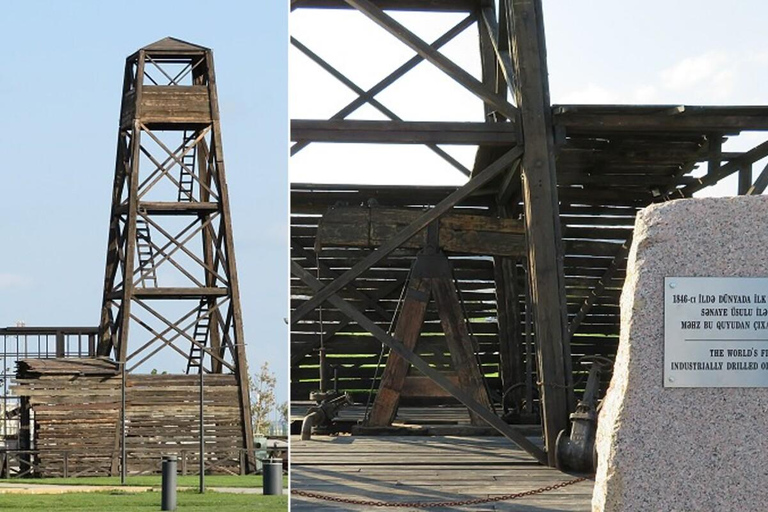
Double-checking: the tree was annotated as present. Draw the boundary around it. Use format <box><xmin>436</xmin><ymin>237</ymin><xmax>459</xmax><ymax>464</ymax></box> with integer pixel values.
<box><xmin>250</xmin><ymin>361</ymin><xmax>277</xmax><ymax>435</ymax></box>
<box><xmin>278</xmin><ymin>401</ymin><xmax>289</xmax><ymax>430</ymax></box>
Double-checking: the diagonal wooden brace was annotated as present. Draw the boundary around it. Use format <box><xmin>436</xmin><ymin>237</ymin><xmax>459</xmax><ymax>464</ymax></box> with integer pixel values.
<box><xmin>291</xmin><ymin>260</ymin><xmax>548</xmax><ymax>465</ymax></box>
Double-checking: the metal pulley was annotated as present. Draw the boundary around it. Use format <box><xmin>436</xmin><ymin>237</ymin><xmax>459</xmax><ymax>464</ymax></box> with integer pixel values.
<box><xmin>555</xmin><ymin>355</ymin><xmax>613</xmax><ymax>473</ymax></box>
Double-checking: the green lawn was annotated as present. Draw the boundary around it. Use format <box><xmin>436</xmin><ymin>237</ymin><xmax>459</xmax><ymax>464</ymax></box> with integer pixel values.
<box><xmin>0</xmin><ymin>475</ymin><xmax>287</xmax><ymax>488</ymax></box>
<box><xmin>0</xmin><ymin>490</ymin><xmax>287</xmax><ymax>511</ymax></box>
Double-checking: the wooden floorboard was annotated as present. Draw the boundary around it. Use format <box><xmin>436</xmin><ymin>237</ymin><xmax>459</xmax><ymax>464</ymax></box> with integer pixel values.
<box><xmin>291</xmin><ymin>435</ymin><xmax>593</xmax><ymax>511</ymax></box>
<box><xmin>290</xmin><ymin>404</ymin><xmax>476</xmax><ymax>423</ymax></box>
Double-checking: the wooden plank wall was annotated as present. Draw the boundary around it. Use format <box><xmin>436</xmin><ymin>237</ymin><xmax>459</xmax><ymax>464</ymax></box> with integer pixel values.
<box><xmin>290</xmin><ymin>183</ymin><xmax>641</xmax><ymax>408</ymax></box>
<box><xmin>291</xmin><ymin>188</ymin><xmax>504</xmax><ymax>404</ymax></box>
<box><xmin>13</xmin><ymin>360</ymin><xmax>243</xmax><ymax>476</ymax></box>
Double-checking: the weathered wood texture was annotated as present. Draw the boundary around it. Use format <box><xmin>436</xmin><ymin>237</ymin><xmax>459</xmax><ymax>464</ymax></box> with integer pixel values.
<box><xmin>510</xmin><ymin>0</ymin><xmax>571</xmax><ymax>465</ymax></box>
<box><xmin>121</xmin><ymin>86</ymin><xmax>212</xmax><ymax>128</ymax></box>
<box><xmin>368</xmin><ymin>278</ymin><xmax>431</xmax><ymax>426</ymax></box>
<box><xmin>100</xmin><ymin>39</ymin><xmax>254</xmax><ymax>467</ymax></box>
<box><xmin>12</xmin><ymin>359</ymin><xmax>244</xmax><ymax>477</ymax></box>
<box><xmin>291</xmin><ymin>435</ymin><xmax>593</xmax><ymax>511</ymax></box>
<box><xmin>292</xmin><ymin>0</ymin><xmax>481</xmax><ymax>11</ymax></box>
<box><xmin>316</xmin><ymin>206</ymin><xmax>525</xmax><ymax>256</ymax></box>
<box><xmin>291</xmin><ymin>184</ymin><xmax>625</xmax><ymax>406</ymax></box>
<box><xmin>291</xmin><ymin>120</ymin><xmax>518</xmax><ymax>145</ymax></box>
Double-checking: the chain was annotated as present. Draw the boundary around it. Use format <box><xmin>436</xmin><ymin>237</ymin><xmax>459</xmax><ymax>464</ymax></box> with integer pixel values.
<box><xmin>291</xmin><ymin>476</ymin><xmax>587</xmax><ymax>508</ymax></box>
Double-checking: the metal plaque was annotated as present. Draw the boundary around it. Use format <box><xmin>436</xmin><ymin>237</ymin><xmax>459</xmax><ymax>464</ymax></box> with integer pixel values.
<box><xmin>665</xmin><ymin>277</ymin><xmax>768</xmax><ymax>387</ymax></box>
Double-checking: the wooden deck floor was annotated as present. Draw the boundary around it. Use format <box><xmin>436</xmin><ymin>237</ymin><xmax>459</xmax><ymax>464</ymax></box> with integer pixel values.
<box><xmin>291</xmin><ymin>435</ymin><xmax>594</xmax><ymax>511</ymax></box>
<box><xmin>290</xmin><ymin>404</ymin><xmax>476</xmax><ymax>424</ymax></box>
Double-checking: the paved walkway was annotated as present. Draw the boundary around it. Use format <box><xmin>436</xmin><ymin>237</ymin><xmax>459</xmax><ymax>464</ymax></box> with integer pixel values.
<box><xmin>0</xmin><ymin>482</ymin><xmax>287</xmax><ymax>495</ymax></box>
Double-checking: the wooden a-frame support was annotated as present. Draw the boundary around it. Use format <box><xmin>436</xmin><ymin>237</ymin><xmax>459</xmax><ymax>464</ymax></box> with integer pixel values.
<box><xmin>368</xmin><ymin>251</ymin><xmax>493</xmax><ymax>427</ymax></box>
<box><xmin>291</xmin><ymin>260</ymin><xmax>548</xmax><ymax>465</ymax></box>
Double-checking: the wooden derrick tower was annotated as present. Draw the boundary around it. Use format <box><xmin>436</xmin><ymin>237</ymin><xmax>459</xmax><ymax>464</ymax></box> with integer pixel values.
<box><xmin>97</xmin><ymin>37</ymin><xmax>253</xmax><ymax>459</ymax></box>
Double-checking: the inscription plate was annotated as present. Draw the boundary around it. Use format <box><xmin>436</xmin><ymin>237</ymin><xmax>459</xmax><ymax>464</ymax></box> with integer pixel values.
<box><xmin>665</xmin><ymin>277</ymin><xmax>768</xmax><ymax>387</ymax></box>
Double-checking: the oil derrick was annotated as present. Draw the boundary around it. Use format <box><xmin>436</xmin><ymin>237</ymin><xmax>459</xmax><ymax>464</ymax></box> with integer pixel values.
<box><xmin>97</xmin><ymin>38</ymin><xmax>254</xmax><ymax>464</ymax></box>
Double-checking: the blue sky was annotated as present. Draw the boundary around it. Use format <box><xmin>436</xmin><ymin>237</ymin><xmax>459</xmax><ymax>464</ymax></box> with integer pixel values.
<box><xmin>0</xmin><ymin>2</ymin><xmax>288</xmax><ymax>404</ymax></box>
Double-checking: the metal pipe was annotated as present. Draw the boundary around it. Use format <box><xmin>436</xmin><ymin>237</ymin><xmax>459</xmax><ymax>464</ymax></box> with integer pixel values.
<box><xmin>161</xmin><ymin>455</ymin><xmax>177</xmax><ymax>510</ymax></box>
<box><xmin>199</xmin><ymin>364</ymin><xmax>204</xmax><ymax>493</ymax></box>
<box><xmin>318</xmin><ymin>346</ymin><xmax>327</xmax><ymax>393</ymax></box>
<box><xmin>300</xmin><ymin>411</ymin><xmax>322</xmax><ymax>441</ymax></box>
<box><xmin>524</xmin><ymin>264</ymin><xmax>534</xmax><ymax>415</ymax></box>
<box><xmin>120</xmin><ymin>361</ymin><xmax>126</xmax><ymax>484</ymax></box>
<box><xmin>262</xmin><ymin>458</ymin><xmax>282</xmax><ymax>495</ymax></box>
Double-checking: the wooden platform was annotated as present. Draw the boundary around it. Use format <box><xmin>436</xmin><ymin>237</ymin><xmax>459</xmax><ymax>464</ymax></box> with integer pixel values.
<box><xmin>291</xmin><ymin>435</ymin><xmax>593</xmax><ymax>511</ymax></box>
<box><xmin>290</xmin><ymin>404</ymin><xmax>476</xmax><ymax>424</ymax></box>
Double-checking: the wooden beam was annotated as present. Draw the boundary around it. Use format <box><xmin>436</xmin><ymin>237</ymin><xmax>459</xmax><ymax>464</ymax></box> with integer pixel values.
<box><xmin>205</xmin><ymin>49</ymin><xmax>255</xmax><ymax>464</ymax></box>
<box><xmin>290</xmin><ymin>146</ymin><xmax>523</xmax><ymax>326</ymax></box>
<box><xmin>291</xmin><ymin>119</ymin><xmax>518</xmax><ymax>146</ymax></box>
<box><xmin>343</xmin><ymin>0</ymin><xmax>519</xmax><ymax>119</ymax></box>
<box><xmin>509</xmin><ymin>0</ymin><xmax>571</xmax><ymax>466</ymax></box>
<box><xmin>292</xmin><ymin>242</ymin><xmax>391</xmax><ymax>319</ymax></box>
<box><xmin>494</xmin><ymin>256</ymin><xmax>524</xmax><ymax>393</ymax></box>
<box><xmin>368</xmin><ymin>277</ymin><xmax>431</xmax><ymax>426</ymax></box>
<box><xmin>682</xmin><ymin>140</ymin><xmax>768</xmax><ymax>196</ymax></box>
<box><xmin>707</xmin><ymin>134</ymin><xmax>722</xmax><ymax>176</ymax></box>
<box><xmin>568</xmin><ymin>237</ymin><xmax>631</xmax><ymax>338</ymax></box>
<box><xmin>292</xmin><ymin>0</ymin><xmax>480</xmax><ymax>11</ymax></box>
<box><xmin>292</xmin><ymin>13</ymin><xmax>475</xmax><ymax>157</ymax></box>
<box><xmin>108</xmin><ymin>287</ymin><xmax>228</xmax><ymax>300</ymax></box>
<box><xmin>496</xmin><ymin>157</ymin><xmax>522</xmax><ymax>206</ymax></box>
<box><xmin>315</xmin><ymin>206</ymin><xmax>525</xmax><ymax>256</ymax></box>
<box><xmin>290</xmin><ymin>278</ymin><xmax>407</xmax><ymax>366</ymax></box>
<box><xmin>480</xmin><ymin>6</ymin><xmax>517</xmax><ymax>101</ymax></box>
<box><xmin>114</xmin><ymin>202</ymin><xmax>219</xmax><ymax>216</ymax></box>
<box><xmin>289</xmin><ymin>242</ymin><xmax>402</xmax><ymax>366</ymax></box>
<box><xmin>747</xmin><ymin>161</ymin><xmax>768</xmax><ymax>195</ymax></box>
<box><xmin>431</xmin><ymin>272</ymin><xmax>493</xmax><ymax>426</ymax></box>
<box><xmin>739</xmin><ymin>163</ymin><xmax>753</xmax><ymax>195</ymax></box>
<box><xmin>291</xmin><ymin>38</ymin><xmax>470</xmax><ymax>176</ymax></box>
<box><xmin>555</xmin><ymin>108</ymin><xmax>768</xmax><ymax>133</ymax></box>
<box><xmin>291</xmin><ymin>260</ymin><xmax>549</xmax><ymax>465</ymax></box>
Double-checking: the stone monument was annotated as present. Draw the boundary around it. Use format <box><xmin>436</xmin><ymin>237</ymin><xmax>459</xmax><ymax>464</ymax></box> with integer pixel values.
<box><xmin>593</xmin><ymin>196</ymin><xmax>768</xmax><ymax>511</ymax></box>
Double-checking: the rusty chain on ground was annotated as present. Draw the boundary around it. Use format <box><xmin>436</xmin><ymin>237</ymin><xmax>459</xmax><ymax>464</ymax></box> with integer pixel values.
<box><xmin>291</xmin><ymin>476</ymin><xmax>588</xmax><ymax>508</ymax></box>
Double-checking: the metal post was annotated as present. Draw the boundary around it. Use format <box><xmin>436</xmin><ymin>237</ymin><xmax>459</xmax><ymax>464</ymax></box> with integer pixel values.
<box><xmin>525</xmin><ymin>265</ymin><xmax>534</xmax><ymax>415</ymax></box>
<box><xmin>199</xmin><ymin>365</ymin><xmax>205</xmax><ymax>493</ymax></box>
<box><xmin>121</xmin><ymin>360</ymin><xmax>126</xmax><ymax>484</ymax></box>
<box><xmin>55</xmin><ymin>331</ymin><xmax>65</xmax><ymax>358</ymax></box>
<box><xmin>161</xmin><ymin>455</ymin><xmax>177</xmax><ymax>511</ymax></box>
<box><xmin>263</xmin><ymin>458</ymin><xmax>282</xmax><ymax>495</ymax></box>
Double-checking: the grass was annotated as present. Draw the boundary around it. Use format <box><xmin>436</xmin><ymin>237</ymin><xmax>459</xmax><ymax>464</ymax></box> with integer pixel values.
<box><xmin>0</xmin><ymin>475</ymin><xmax>287</xmax><ymax>488</ymax></box>
<box><xmin>0</xmin><ymin>490</ymin><xmax>287</xmax><ymax>511</ymax></box>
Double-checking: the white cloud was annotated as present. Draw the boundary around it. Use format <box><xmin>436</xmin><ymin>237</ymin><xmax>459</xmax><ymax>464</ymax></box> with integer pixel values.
<box><xmin>659</xmin><ymin>51</ymin><xmax>737</xmax><ymax>100</ymax></box>
<box><xmin>558</xmin><ymin>51</ymin><xmax>743</xmax><ymax>106</ymax></box>
<box><xmin>661</xmin><ymin>51</ymin><xmax>728</xmax><ymax>91</ymax></box>
<box><xmin>0</xmin><ymin>273</ymin><xmax>28</xmax><ymax>289</ymax></box>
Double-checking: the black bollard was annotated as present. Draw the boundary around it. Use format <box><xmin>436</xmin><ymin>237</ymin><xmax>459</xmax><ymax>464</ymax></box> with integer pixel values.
<box><xmin>161</xmin><ymin>455</ymin><xmax>177</xmax><ymax>511</ymax></box>
<box><xmin>262</xmin><ymin>458</ymin><xmax>282</xmax><ymax>495</ymax></box>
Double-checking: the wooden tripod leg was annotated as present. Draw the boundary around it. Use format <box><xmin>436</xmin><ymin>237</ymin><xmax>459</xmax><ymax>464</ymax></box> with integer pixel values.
<box><xmin>432</xmin><ymin>275</ymin><xmax>493</xmax><ymax>426</ymax></box>
<box><xmin>367</xmin><ymin>278</ymin><xmax>430</xmax><ymax>426</ymax></box>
